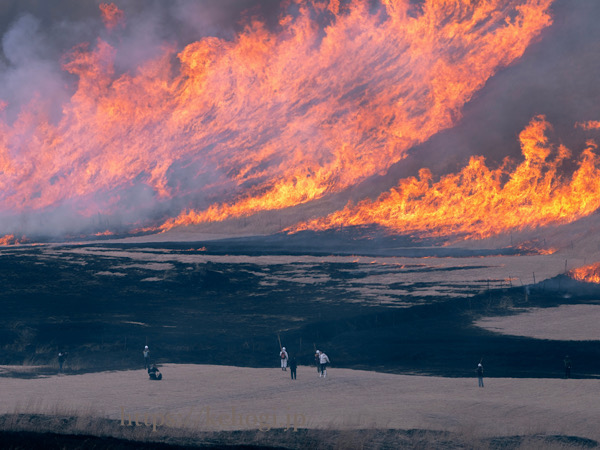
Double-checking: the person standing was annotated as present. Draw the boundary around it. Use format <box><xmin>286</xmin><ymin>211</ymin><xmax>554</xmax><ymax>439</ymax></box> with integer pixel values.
<box><xmin>315</xmin><ymin>350</ymin><xmax>321</xmax><ymax>374</ymax></box>
<box><xmin>280</xmin><ymin>347</ymin><xmax>288</xmax><ymax>371</ymax></box>
<box><xmin>143</xmin><ymin>346</ymin><xmax>150</xmax><ymax>369</ymax></box>
<box><xmin>477</xmin><ymin>362</ymin><xmax>484</xmax><ymax>387</ymax></box>
<box><xmin>289</xmin><ymin>355</ymin><xmax>297</xmax><ymax>380</ymax></box>
<box><xmin>58</xmin><ymin>351</ymin><xmax>67</xmax><ymax>373</ymax></box>
<box><xmin>319</xmin><ymin>351</ymin><xmax>330</xmax><ymax>378</ymax></box>
<box><xmin>564</xmin><ymin>355</ymin><xmax>572</xmax><ymax>379</ymax></box>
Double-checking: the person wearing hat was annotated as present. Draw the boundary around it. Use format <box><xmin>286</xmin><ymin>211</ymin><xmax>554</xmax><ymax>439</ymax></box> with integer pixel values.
<box><xmin>319</xmin><ymin>351</ymin><xmax>330</xmax><ymax>378</ymax></box>
<box><xmin>143</xmin><ymin>345</ymin><xmax>150</xmax><ymax>369</ymax></box>
<box><xmin>280</xmin><ymin>346</ymin><xmax>289</xmax><ymax>371</ymax></box>
<box><xmin>477</xmin><ymin>362</ymin><xmax>484</xmax><ymax>387</ymax></box>
<box><xmin>58</xmin><ymin>351</ymin><xmax>67</xmax><ymax>373</ymax></box>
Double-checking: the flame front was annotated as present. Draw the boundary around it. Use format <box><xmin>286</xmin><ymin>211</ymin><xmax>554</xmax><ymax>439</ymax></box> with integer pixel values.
<box><xmin>291</xmin><ymin>116</ymin><xmax>600</xmax><ymax>240</ymax></box>
<box><xmin>0</xmin><ymin>0</ymin><xmax>553</xmax><ymax>238</ymax></box>
<box><xmin>568</xmin><ymin>263</ymin><xmax>600</xmax><ymax>284</ymax></box>
<box><xmin>0</xmin><ymin>234</ymin><xmax>23</xmax><ymax>246</ymax></box>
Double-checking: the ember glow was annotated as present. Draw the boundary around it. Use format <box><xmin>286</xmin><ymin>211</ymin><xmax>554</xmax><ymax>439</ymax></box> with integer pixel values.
<box><xmin>0</xmin><ymin>234</ymin><xmax>24</xmax><ymax>246</ymax></box>
<box><xmin>0</xmin><ymin>0</ymin><xmax>554</xmax><ymax>240</ymax></box>
<box><xmin>291</xmin><ymin>115</ymin><xmax>600</xmax><ymax>240</ymax></box>
<box><xmin>568</xmin><ymin>263</ymin><xmax>600</xmax><ymax>284</ymax></box>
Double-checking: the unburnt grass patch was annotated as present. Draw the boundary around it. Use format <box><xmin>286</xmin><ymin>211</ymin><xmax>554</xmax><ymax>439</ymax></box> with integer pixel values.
<box><xmin>0</xmin><ymin>413</ymin><xmax>597</xmax><ymax>449</ymax></box>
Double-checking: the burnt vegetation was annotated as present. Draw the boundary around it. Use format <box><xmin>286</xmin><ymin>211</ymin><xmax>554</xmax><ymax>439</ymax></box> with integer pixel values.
<box><xmin>1</xmin><ymin>240</ymin><xmax>600</xmax><ymax>380</ymax></box>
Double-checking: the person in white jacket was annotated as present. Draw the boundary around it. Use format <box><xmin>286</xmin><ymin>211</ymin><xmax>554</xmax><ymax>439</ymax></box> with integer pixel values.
<box><xmin>319</xmin><ymin>351</ymin><xmax>330</xmax><ymax>378</ymax></box>
<box><xmin>280</xmin><ymin>347</ymin><xmax>289</xmax><ymax>371</ymax></box>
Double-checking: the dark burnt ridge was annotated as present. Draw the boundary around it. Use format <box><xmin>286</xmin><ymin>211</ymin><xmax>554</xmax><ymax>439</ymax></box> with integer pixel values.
<box><xmin>195</xmin><ymin>227</ymin><xmax>530</xmax><ymax>257</ymax></box>
<box><xmin>74</xmin><ymin>225</ymin><xmax>543</xmax><ymax>258</ymax></box>
<box><xmin>0</xmin><ymin>240</ymin><xmax>599</xmax><ymax>379</ymax></box>
<box><xmin>15</xmin><ymin>224</ymin><xmax>545</xmax><ymax>258</ymax></box>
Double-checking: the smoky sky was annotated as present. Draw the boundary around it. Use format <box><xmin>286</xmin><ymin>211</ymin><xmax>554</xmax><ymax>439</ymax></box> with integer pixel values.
<box><xmin>0</xmin><ymin>0</ymin><xmax>283</xmax><ymax>122</ymax></box>
<box><xmin>0</xmin><ymin>0</ymin><xmax>283</xmax><ymax>43</ymax></box>
<box><xmin>0</xmin><ymin>0</ymin><xmax>285</xmax><ymax>238</ymax></box>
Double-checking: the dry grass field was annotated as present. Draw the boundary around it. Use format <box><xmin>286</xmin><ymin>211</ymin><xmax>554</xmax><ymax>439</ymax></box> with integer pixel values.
<box><xmin>1</xmin><ymin>363</ymin><xmax>599</xmax><ymax>449</ymax></box>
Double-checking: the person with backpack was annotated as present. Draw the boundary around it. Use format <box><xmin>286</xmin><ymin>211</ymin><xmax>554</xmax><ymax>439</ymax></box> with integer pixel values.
<box><xmin>319</xmin><ymin>351</ymin><xmax>330</xmax><ymax>378</ymax></box>
<box><xmin>280</xmin><ymin>347</ymin><xmax>288</xmax><ymax>371</ymax></box>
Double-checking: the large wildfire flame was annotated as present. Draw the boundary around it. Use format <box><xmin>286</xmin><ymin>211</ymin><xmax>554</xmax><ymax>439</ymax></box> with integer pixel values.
<box><xmin>568</xmin><ymin>262</ymin><xmax>600</xmax><ymax>284</ymax></box>
<box><xmin>291</xmin><ymin>115</ymin><xmax>600</xmax><ymax>240</ymax></box>
<box><xmin>0</xmin><ymin>0</ymin><xmax>553</xmax><ymax>239</ymax></box>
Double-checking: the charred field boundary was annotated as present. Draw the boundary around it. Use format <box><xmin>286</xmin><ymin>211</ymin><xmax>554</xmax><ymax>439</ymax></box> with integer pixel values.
<box><xmin>0</xmin><ymin>413</ymin><xmax>598</xmax><ymax>450</ymax></box>
<box><xmin>1</xmin><ymin>236</ymin><xmax>600</xmax><ymax>379</ymax></box>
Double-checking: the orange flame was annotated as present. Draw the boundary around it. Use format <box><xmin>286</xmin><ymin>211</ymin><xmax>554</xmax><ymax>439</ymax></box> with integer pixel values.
<box><xmin>577</xmin><ymin>121</ymin><xmax>600</xmax><ymax>131</ymax></box>
<box><xmin>568</xmin><ymin>262</ymin><xmax>600</xmax><ymax>284</ymax></box>
<box><xmin>99</xmin><ymin>3</ymin><xmax>125</xmax><ymax>31</ymax></box>
<box><xmin>291</xmin><ymin>115</ymin><xmax>600</xmax><ymax>241</ymax></box>
<box><xmin>0</xmin><ymin>0</ymin><xmax>553</xmax><ymax>238</ymax></box>
<box><xmin>94</xmin><ymin>230</ymin><xmax>115</xmax><ymax>237</ymax></box>
<box><xmin>0</xmin><ymin>234</ymin><xmax>23</xmax><ymax>246</ymax></box>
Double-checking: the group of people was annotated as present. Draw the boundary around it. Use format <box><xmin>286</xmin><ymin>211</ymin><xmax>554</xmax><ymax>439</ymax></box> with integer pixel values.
<box><xmin>279</xmin><ymin>347</ymin><xmax>297</xmax><ymax>379</ymax></box>
<box><xmin>56</xmin><ymin>344</ymin><xmax>572</xmax><ymax>386</ymax></box>
<box><xmin>143</xmin><ymin>345</ymin><xmax>162</xmax><ymax>380</ymax></box>
<box><xmin>278</xmin><ymin>347</ymin><xmax>330</xmax><ymax>379</ymax></box>
<box><xmin>143</xmin><ymin>343</ymin><xmax>330</xmax><ymax>382</ymax></box>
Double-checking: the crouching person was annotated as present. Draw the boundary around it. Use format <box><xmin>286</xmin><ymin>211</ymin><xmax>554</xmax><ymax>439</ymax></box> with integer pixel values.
<box><xmin>148</xmin><ymin>364</ymin><xmax>162</xmax><ymax>380</ymax></box>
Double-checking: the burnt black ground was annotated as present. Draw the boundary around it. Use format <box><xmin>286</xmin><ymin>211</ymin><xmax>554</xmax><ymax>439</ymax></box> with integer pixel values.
<box><xmin>1</xmin><ymin>429</ymin><xmax>597</xmax><ymax>450</ymax></box>
<box><xmin>1</xmin><ymin>238</ymin><xmax>600</xmax><ymax>379</ymax></box>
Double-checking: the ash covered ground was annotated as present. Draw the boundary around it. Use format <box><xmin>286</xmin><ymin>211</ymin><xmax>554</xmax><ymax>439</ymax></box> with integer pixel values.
<box><xmin>2</xmin><ymin>230</ymin><xmax>599</xmax><ymax>380</ymax></box>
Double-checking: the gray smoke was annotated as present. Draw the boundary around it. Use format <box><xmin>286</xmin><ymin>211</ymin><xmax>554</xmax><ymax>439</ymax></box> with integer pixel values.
<box><xmin>0</xmin><ymin>0</ymin><xmax>283</xmax><ymax>240</ymax></box>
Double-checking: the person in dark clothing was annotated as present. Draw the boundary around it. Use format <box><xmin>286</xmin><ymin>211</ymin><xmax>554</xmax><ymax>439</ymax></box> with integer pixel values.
<box><xmin>58</xmin><ymin>352</ymin><xmax>67</xmax><ymax>373</ymax></box>
<box><xmin>148</xmin><ymin>364</ymin><xmax>162</xmax><ymax>380</ymax></box>
<box><xmin>289</xmin><ymin>356</ymin><xmax>297</xmax><ymax>380</ymax></box>
<box><xmin>477</xmin><ymin>362</ymin><xmax>484</xmax><ymax>387</ymax></box>
<box><xmin>564</xmin><ymin>355</ymin><xmax>572</xmax><ymax>378</ymax></box>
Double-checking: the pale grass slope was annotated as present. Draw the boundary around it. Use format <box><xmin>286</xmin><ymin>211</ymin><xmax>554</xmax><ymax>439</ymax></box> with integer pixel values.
<box><xmin>1</xmin><ymin>364</ymin><xmax>599</xmax><ymax>443</ymax></box>
<box><xmin>476</xmin><ymin>304</ymin><xmax>600</xmax><ymax>341</ymax></box>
